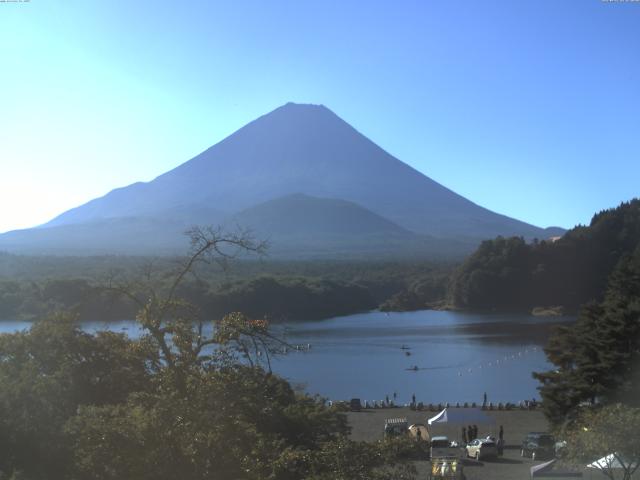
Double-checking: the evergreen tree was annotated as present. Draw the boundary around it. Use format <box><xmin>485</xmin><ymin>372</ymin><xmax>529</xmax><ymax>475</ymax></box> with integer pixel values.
<box><xmin>534</xmin><ymin>246</ymin><xmax>640</xmax><ymax>426</ymax></box>
<box><xmin>449</xmin><ymin>199</ymin><xmax>640</xmax><ymax>312</ymax></box>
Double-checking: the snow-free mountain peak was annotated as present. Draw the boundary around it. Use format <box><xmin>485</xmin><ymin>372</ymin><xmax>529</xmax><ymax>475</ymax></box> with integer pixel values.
<box><xmin>1</xmin><ymin>103</ymin><xmax>563</xmax><ymax>256</ymax></box>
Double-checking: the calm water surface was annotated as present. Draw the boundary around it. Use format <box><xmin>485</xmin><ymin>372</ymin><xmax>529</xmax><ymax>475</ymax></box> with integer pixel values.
<box><xmin>0</xmin><ymin>310</ymin><xmax>569</xmax><ymax>405</ymax></box>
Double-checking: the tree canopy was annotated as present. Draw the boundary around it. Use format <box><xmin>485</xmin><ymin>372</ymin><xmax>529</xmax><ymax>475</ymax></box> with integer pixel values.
<box><xmin>565</xmin><ymin>404</ymin><xmax>640</xmax><ymax>480</ymax></box>
<box><xmin>533</xmin><ymin>243</ymin><xmax>640</xmax><ymax>426</ymax></box>
<box><xmin>448</xmin><ymin>199</ymin><xmax>640</xmax><ymax>312</ymax></box>
<box><xmin>0</xmin><ymin>228</ymin><xmax>417</xmax><ymax>480</ymax></box>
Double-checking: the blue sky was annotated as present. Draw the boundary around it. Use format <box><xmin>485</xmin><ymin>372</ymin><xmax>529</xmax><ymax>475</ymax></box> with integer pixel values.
<box><xmin>1</xmin><ymin>0</ymin><xmax>639</xmax><ymax>233</ymax></box>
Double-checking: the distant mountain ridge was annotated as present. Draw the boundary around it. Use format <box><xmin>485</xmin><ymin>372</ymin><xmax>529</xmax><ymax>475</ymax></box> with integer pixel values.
<box><xmin>230</xmin><ymin>193</ymin><xmax>410</xmax><ymax>236</ymax></box>
<box><xmin>1</xmin><ymin>103</ymin><xmax>564</xmax><ymax>257</ymax></box>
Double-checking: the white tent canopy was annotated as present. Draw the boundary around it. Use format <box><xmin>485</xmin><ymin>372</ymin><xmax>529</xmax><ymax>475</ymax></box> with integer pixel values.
<box><xmin>531</xmin><ymin>459</ymin><xmax>556</xmax><ymax>477</ymax></box>
<box><xmin>427</xmin><ymin>408</ymin><xmax>496</xmax><ymax>426</ymax></box>
<box><xmin>531</xmin><ymin>459</ymin><xmax>583</xmax><ymax>478</ymax></box>
<box><xmin>587</xmin><ymin>453</ymin><xmax>636</xmax><ymax>470</ymax></box>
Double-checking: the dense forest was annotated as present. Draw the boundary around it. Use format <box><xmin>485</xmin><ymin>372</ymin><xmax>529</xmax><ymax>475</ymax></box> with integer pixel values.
<box><xmin>447</xmin><ymin>199</ymin><xmax>640</xmax><ymax>313</ymax></box>
<box><xmin>530</xmin><ymin>231</ymin><xmax>640</xmax><ymax>480</ymax></box>
<box><xmin>533</xmin><ymin>241</ymin><xmax>640</xmax><ymax>425</ymax></box>
<box><xmin>2</xmin><ymin>200</ymin><xmax>639</xmax><ymax>322</ymax></box>
<box><xmin>0</xmin><ymin>253</ymin><xmax>452</xmax><ymax>322</ymax></box>
<box><xmin>1</xmin><ymin>203</ymin><xmax>639</xmax><ymax>478</ymax></box>
<box><xmin>0</xmin><ymin>229</ymin><xmax>419</xmax><ymax>480</ymax></box>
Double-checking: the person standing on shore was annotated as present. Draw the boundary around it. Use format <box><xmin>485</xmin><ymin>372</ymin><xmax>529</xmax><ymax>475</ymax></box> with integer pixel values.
<box><xmin>498</xmin><ymin>425</ymin><xmax>504</xmax><ymax>455</ymax></box>
<box><xmin>483</xmin><ymin>392</ymin><xmax>487</xmax><ymax>406</ymax></box>
<box><xmin>472</xmin><ymin>424</ymin><xmax>478</xmax><ymax>440</ymax></box>
<box><xmin>412</xmin><ymin>393</ymin><xmax>416</xmax><ymax>405</ymax></box>
<box><xmin>462</xmin><ymin>426</ymin><xmax>468</xmax><ymax>444</ymax></box>
<box><xmin>468</xmin><ymin>424</ymin><xmax>474</xmax><ymax>441</ymax></box>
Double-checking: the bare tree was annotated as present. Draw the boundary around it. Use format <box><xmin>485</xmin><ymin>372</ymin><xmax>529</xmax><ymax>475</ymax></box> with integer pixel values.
<box><xmin>103</xmin><ymin>226</ymin><xmax>289</xmax><ymax>392</ymax></box>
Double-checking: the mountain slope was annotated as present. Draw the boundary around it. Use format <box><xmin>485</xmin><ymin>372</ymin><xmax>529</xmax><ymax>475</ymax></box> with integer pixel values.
<box><xmin>0</xmin><ymin>217</ymin><xmax>192</xmax><ymax>255</ymax></box>
<box><xmin>1</xmin><ymin>103</ymin><xmax>564</xmax><ymax>256</ymax></box>
<box><xmin>229</xmin><ymin>193</ymin><xmax>410</xmax><ymax>236</ymax></box>
<box><xmin>0</xmin><ymin>194</ymin><xmax>476</xmax><ymax>258</ymax></box>
<box><xmin>225</xmin><ymin>193</ymin><xmax>465</xmax><ymax>258</ymax></box>
<box><xmin>42</xmin><ymin>103</ymin><xmax>558</xmax><ymax>239</ymax></box>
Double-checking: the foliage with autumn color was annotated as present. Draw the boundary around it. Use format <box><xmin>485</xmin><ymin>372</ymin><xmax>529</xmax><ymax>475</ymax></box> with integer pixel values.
<box><xmin>0</xmin><ymin>228</ymin><xmax>418</xmax><ymax>480</ymax></box>
<box><xmin>565</xmin><ymin>404</ymin><xmax>640</xmax><ymax>480</ymax></box>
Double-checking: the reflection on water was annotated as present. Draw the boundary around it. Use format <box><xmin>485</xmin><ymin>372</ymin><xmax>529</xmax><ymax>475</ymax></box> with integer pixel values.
<box><xmin>0</xmin><ymin>310</ymin><xmax>572</xmax><ymax>405</ymax></box>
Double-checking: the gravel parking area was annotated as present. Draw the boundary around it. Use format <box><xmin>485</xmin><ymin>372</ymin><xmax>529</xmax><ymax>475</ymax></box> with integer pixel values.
<box><xmin>347</xmin><ymin>407</ymin><xmax>548</xmax><ymax>445</ymax></box>
<box><xmin>347</xmin><ymin>407</ymin><xmax>567</xmax><ymax>480</ymax></box>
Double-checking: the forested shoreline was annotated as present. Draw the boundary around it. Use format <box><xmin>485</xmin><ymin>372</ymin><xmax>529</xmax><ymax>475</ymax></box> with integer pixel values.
<box><xmin>446</xmin><ymin>199</ymin><xmax>640</xmax><ymax>314</ymax></box>
<box><xmin>0</xmin><ymin>230</ymin><xmax>420</xmax><ymax>480</ymax></box>
<box><xmin>0</xmin><ymin>255</ymin><xmax>452</xmax><ymax>322</ymax></box>
<box><xmin>2</xmin><ymin>200</ymin><xmax>638</xmax><ymax>323</ymax></box>
<box><xmin>1</xmin><ymin>202</ymin><xmax>638</xmax><ymax>479</ymax></box>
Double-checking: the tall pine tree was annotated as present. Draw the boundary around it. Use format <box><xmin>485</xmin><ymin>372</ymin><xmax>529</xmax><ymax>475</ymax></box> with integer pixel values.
<box><xmin>534</xmin><ymin>245</ymin><xmax>640</xmax><ymax>426</ymax></box>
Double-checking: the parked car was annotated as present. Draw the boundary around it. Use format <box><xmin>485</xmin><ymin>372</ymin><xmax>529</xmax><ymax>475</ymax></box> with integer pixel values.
<box><xmin>521</xmin><ymin>432</ymin><xmax>555</xmax><ymax>460</ymax></box>
<box><xmin>430</xmin><ymin>436</ymin><xmax>453</xmax><ymax>459</ymax></box>
<box><xmin>349</xmin><ymin>398</ymin><xmax>362</xmax><ymax>411</ymax></box>
<box><xmin>465</xmin><ymin>438</ymin><xmax>498</xmax><ymax>460</ymax></box>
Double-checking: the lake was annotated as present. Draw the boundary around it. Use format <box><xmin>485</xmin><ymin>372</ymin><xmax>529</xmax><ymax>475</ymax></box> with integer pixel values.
<box><xmin>0</xmin><ymin>310</ymin><xmax>568</xmax><ymax>406</ymax></box>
